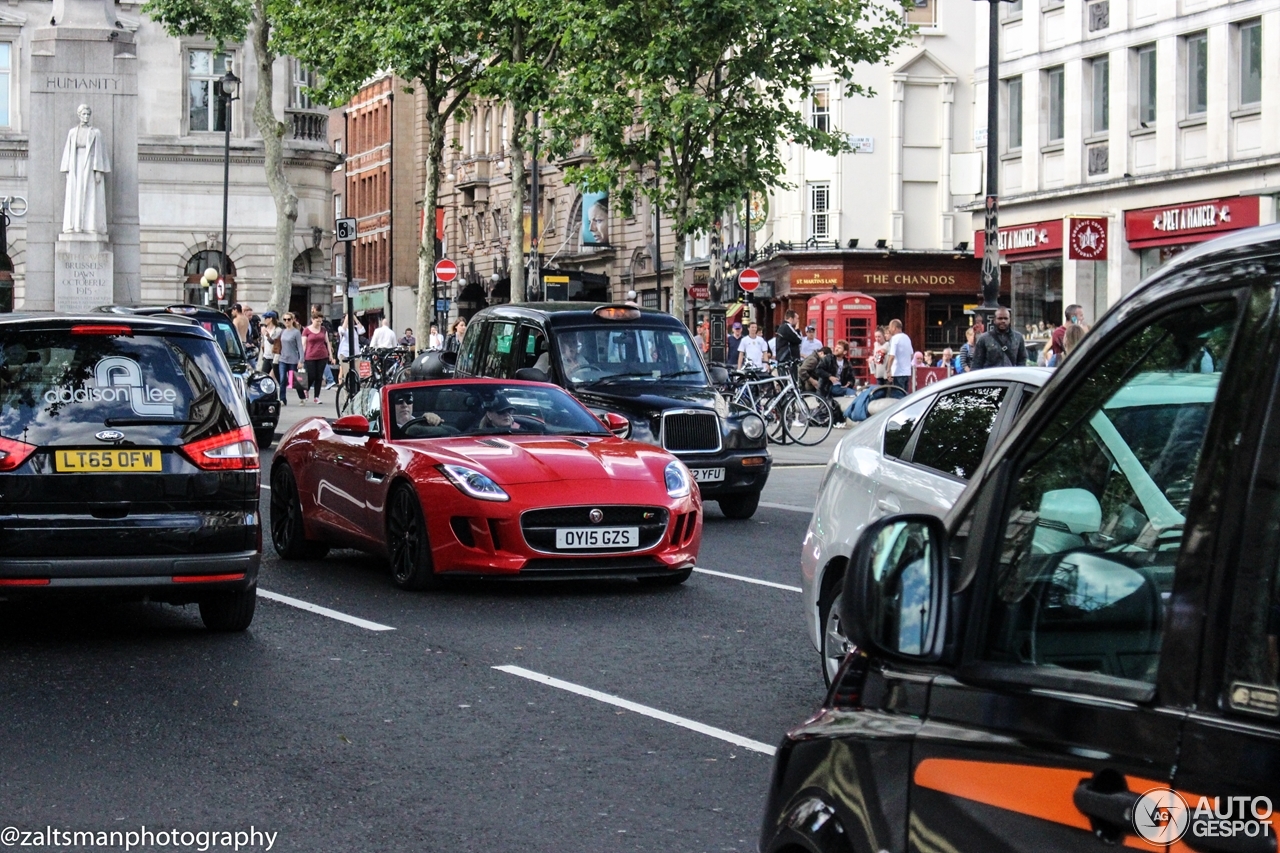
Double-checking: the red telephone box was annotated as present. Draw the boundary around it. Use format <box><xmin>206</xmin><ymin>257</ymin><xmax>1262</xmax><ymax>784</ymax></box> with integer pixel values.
<box><xmin>806</xmin><ymin>292</ymin><xmax>877</xmax><ymax>383</ymax></box>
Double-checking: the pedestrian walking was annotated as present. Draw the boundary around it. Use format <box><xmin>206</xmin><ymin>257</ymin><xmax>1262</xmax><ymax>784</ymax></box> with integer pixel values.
<box><xmin>277</xmin><ymin>313</ymin><xmax>305</xmax><ymax>405</ymax></box>
<box><xmin>259</xmin><ymin>311</ymin><xmax>282</xmax><ymax>375</ymax></box>
<box><xmin>726</xmin><ymin>323</ymin><xmax>743</xmax><ymax>368</ymax></box>
<box><xmin>774</xmin><ymin>310</ymin><xmax>803</xmax><ymax>366</ymax></box>
<box><xmin>799</xmin><ymin>325</ymin><xmax>822</xmax><ymax>358</ymax></box>
<box><xmin>301</xmin><ymin>311</ymin><xmax>335</xmax><ymax>404</ymax></box>
<box><xmin>370</xmin><ymin>317</ymin><xmax>398</xmax><ymax>349</ymax></box>
<box><xmin>972</xmin><ymin>308</ymin><xmax>1029</xmax><ymax>370</ymax></box>
<box><xmin>738</xmin><ymin>322</ymin><xmax>769</xmax><ymax>369</ymax></box>
<box><xmin>882</xmin><ymin>319</ymin><xmax>913</xmax><ymax>391</ymax></box>
<box><xmin>870</xmin><ymin>328</ymin><xmax>887</xmax><ymax>384</ymax></box>
<box><xmin>444</xmin><ymin>318</ymin><xmax>467</xmax><ymax>354</ymax></box>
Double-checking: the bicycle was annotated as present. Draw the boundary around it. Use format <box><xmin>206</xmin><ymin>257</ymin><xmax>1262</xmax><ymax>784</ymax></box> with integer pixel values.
<box><xmin>337</xmin><ymin>346</ymin><xmax>416</xmax><ymax>417</ymax></box>
<box><xmin>728</xmin><ymin>361</ymin><xmax>833</xmax><ymax>445</ymax></box>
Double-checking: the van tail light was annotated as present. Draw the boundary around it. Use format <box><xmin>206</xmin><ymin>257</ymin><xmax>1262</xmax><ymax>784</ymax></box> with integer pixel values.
<box><xmin>71</xmin><ymin>324</ymin><xmax>133</xmax><ymax>336</ymax></box>
<box><xmin>180</xmin><ymin>425</ymin><xmax>259</xmax><ymax>471</ymax></box>
<box><xmin>0</xmin><ymin>436</ymin><xmax>37</xmax><ymax>472</ymax></box>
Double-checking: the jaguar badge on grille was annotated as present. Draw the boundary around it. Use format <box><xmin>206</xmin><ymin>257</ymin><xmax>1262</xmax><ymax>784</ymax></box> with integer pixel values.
<box><xmin>589</xmin><ymin>508</ymin><xmax>604</xmax><ymax>524</ymax></box>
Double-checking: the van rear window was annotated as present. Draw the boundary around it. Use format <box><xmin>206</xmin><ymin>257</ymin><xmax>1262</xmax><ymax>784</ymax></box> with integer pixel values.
<box><xmin>0</xmin><ymin>329</ymin><xmax>244</xmax><ymax>446</ymax></box>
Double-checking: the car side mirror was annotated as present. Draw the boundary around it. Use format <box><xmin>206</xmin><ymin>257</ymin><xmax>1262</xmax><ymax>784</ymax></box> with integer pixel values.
<box><xmin>1038</xmin><ymin>488</ymin><xmax>1102</xmax><ymax>534</ymax></box>
<box><xmin>601</xmin><ymin>412</ymin><xmax>631</xmax><ymax>438</ymax></box>
<box><xmin>332</xmin><ymin>414</ymin><xmax>370</xmax><ymax>437</ymax></box>
<box><xmin>842</xmin><ymin>514</ymin><xmax>950</xmax><ymax>661</ymax></box>
<box><xmin>708</xmin><ymin>365</ymin><xmax>730</xmax><ymax>386</ymax></box>
<box><xmin>515</xmin><ymin>367</ymin><xmax>550</xmax><ymax>382</ymax></box>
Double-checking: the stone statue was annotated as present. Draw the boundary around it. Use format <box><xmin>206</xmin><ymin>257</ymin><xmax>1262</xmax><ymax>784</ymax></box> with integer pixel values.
<box><xmin>60</xmin><ymin>104</ymin><xmax>110</xmax><ymax>235</ymax></box>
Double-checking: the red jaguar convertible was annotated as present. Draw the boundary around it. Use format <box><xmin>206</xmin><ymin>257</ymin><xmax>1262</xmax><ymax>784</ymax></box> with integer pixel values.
<box><xmin>269</xmin><ymin>379</ymin><xmax>702</xmax><ymax>588</ymax></box>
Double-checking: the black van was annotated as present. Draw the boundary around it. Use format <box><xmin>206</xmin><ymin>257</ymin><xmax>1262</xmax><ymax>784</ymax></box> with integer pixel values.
<box><xmin>761</xmin><ymin>224</ymin><xmax>1280</xmax><ymax>852</ymax></box>
<box><xmin>0</xmin><ymin>314</ymin><xmax>260</xmax><ymax>630</ymax></box>
<box><xmin>455</xmin><ymin>303</ymin><xmax>771</xmax><ymax>518</ymax></box>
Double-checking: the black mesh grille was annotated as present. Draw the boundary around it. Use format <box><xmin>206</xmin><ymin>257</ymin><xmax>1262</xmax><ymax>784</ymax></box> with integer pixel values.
<box><xmin>661</xmin><ymin>411</ymin><xmax>720</xmax><ymax>453</ymax></box>
<box><xmin>521</xmin><ymin>505</ymin><xmax>668</xmax><ymax>553</ymax></box>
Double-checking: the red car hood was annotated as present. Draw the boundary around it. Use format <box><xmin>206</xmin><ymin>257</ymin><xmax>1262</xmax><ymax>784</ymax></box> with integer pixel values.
<box><xmin>413</xmin><ymin>434</ymin><xmax>671</xmax><ymax>485</ymax></box>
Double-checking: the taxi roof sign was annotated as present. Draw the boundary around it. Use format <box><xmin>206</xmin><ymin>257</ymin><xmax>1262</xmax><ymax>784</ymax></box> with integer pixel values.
<box><xmin>593</xmin><ymin>305</ymin><xmax>642</xmax><ymax>321</ymax></box>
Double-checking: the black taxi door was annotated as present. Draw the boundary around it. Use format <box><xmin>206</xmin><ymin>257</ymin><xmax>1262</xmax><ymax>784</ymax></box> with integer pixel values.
<box><xmin>907</xmin><ymin>271</ymin><xmax>1267</xmax><ymax>851</ymax></box>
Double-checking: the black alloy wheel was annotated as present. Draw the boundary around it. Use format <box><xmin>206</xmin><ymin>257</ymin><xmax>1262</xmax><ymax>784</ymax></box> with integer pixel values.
<box><xmin>199</xmin><ymin>586</ymin><xmax>258</xmax><ymax>632</ymax></box>
<box><xmin>270</xmin><ymin>463</ymin><xmax>330</xmax><ymax>560</ymax></box>
<box><xmin>386</xmin><ymin>485</ymin><xmax>437</xmax><ymax>590</ymax></box>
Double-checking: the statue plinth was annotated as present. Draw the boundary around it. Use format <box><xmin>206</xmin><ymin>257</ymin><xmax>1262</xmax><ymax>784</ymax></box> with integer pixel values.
<box><xmin>54</xmin><ymin>231</ymin><xmax>112</xmax><ymax>312</ymax></box>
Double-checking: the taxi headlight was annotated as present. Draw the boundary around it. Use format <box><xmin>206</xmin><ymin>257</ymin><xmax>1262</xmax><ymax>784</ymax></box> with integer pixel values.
<box><xmin>257</xmin><ymin>377</ymin><xmax>278</xmax><ymax>395</ymax></box>
<box><xmin>665</xmin><ymin>461</ymin><xmax>691</xmax><ymax>499</ymax></box>
<box><xmin>742</xmin><ymin>414</ymin><xmax>765</xmax><ymax>440</ymax></box>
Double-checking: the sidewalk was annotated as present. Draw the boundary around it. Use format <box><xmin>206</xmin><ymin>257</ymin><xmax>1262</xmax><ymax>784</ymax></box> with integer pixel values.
<box><xmin>269</xmin><ymin>387</ymin><xmax>843</xmax><ymax>466</ymax></box>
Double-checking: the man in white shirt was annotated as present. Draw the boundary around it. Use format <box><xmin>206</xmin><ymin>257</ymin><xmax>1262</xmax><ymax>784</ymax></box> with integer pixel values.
<box><xmin>882</xmin><ymin>318</ymin><xmax>914</xmax><ymax>391</ymax></box>
<box><xmin>737</xmin><ymin>323</ymin><xmax>770</xmax><ymax>369</ymax></box>
<box><xmin>799</xmin><ymin>325</ymin><xmax>822</xmax><ymax>358</ymax></box>
<box><xmin>370</xmin><ymin>318</ymin><xmax>398</xmax><ymax>349</ymax></box>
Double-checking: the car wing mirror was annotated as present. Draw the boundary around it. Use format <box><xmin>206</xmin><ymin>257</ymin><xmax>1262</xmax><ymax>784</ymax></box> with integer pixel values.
<box><xmin>1038</xmin><ymin>488</ymin><xmax>1102</xmax><ymax>534</ymax></box>
<box><xmin>600</xmin><ymin>412</ymin><xmax>631</xmax><ymax>438</ymax></box>
<box><xmin>332</xmin><ymin>414</ymin><xmax>370</xmax><ymax>437</ymax></box>
<box><xmin>708</xmin><ymin>365</ymin><xmax>730</xmax><ymax>386</ymax></box>
<box><xmin>842</xmin><ymin>514</ymin><xmax>950</xmax><ymax>662</ymax></box>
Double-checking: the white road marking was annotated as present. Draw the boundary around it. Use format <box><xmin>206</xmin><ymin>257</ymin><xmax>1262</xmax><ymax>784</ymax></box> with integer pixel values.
<box><xmin>693</xmin><ymin>567</ymin><xmax>802</xmax><ymax>593</ymax></box>
<box><xmin>772</xmin><ymin>464</ymin><xmax>828</xmax><ymax>469</ymax></box>
<box><xmin>493</xmin><ymin>664</ymin><xmax>777</xmax><ymax>755</ymax></box>
<box><xmin>257</xmin><ymin>589</ymin><xmax>396</xmax><ymax>632</ymax></box>
<box><xmin>759</xmin><ymin>501</ymin><xmax>812</xmax><ymax>514</ymax></box>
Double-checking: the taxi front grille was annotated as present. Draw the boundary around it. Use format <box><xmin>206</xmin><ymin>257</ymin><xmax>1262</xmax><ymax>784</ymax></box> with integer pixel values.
<box><xmin>661</xmin><ymin>410</ymin><xmax>721</xmax><ymax>454</ymax></box>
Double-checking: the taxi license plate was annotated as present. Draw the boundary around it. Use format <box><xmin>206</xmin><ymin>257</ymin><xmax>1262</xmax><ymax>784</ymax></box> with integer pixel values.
<box><xmin>690</xmin><ymin>467</ymin><xmax>725</xmax><ymax>483</ymax></box>
<box><xmin>55</xmin><ymin>449</ymin><xmax>164</xmax><ymax>473</ymax></box>
<box><xmin>555</xmin><ymin>527</ymin><xmax>639</xmax><ymax>549</ymax></box>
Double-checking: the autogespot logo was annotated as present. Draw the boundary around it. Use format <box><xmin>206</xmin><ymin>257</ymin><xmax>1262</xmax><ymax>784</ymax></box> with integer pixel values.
<box><xmin>1133</xmin><ymin>788</ymin><xmax>1275</xmax><ymax>846</ymax></box>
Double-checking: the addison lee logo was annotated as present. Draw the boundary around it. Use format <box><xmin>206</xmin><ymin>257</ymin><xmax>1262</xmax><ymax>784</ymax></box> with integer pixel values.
<box><xmin>44</xmin><ymin>356</ymin><xmax>177</xmax><ymax>416</ymax></box>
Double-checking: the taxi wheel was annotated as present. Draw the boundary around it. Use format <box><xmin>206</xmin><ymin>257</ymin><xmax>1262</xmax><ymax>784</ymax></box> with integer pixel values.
<box><xmin>387</xmin><ymin>485</ymin><xmax>438</xmax><ymax>591</ymax></box>
<box><xmin>718</xmin><ymin>491</ymin><xmax>760</xmax><ymax>520</ymax></box>
<box><xmin>199</xmin><ymin>586</ymin><xmax>257</xmax><ymax>632</ymax></box>
<box><xmin>270</xmin><ymin>463</ymin><xmax>330</xmax><ymax>560</ymax></box>
<box><xmin>638</xmin><ymin>567</ymin><xmax>692</xmax><ymax>587</ymax></box>
<box><xmin>254</xmin><ymin>428</ymin><xmax>275</xmax><ymax>451</ymax></box>
<box><xmin>820</xmin><ymin>583</ymin><xmax>852</xmax><ymax>688</ymax></box>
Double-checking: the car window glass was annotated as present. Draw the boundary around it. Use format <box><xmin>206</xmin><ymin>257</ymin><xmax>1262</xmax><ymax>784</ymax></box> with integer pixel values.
<box><xmin>911</xmin><ymin>386</ymin><xmax>1007</xmax><ymax>480</ymax></box>
<box><xmin>387</xmin><ymin>384</ymin><xmax>609</xmax><ymax>440</ymax></box>
<box><xmin>557</xmin><ymin>325</ymin><xmax>708</xmax><ymax>386</ymax></box>
<box><xmin>521</xmin><ymin>327</ymin><xmax>548</xmax><ymax>373</ymax></box>
<box><xmin>455</xmin><ymin>322</ymin><xmax>485</xmax><ymax>376</ymax></box>
<box><xmin>980</xmin><ymin>299</ymin><xmax>1241</xmax><ymax>687</ymax></box>
<box><xmin>883</xmin><ymin>398</ymin><xmax>930</xmax><ymax>460</ymax></box>
<box><xmin>478</xmin><ymin>321</ymin><xmax>517</xmax><ymax>378</ymax></box>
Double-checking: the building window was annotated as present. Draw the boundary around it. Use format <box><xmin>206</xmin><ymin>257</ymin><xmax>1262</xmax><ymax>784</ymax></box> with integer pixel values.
<box><xmin>1186</xmin><ymin>33</ymin><xmax>1208</xmax><ymax>116</ymax></box>
<box><xmin>334</xmin><ymin>193</ymin><xmax>343</xmax><ymax>220</ymax></box>
<box><xmin>808</xmin><ymin>182</ymin><xmax>830</xmax><ymax>240</ymax></box>
<box><xmin>290</xmin><ymin>61</ymin><xmax>316</xmax><ymax>109</ymax></box>
<box><xmin>1137</xmin><ymin>44</ymin><xmax>1157</xmax><ymax>127</ymax></box>
<box><xmin>1006</xmin><ymin>76</ymin><xmax>1023</xmax><ymax>151</ymax></box>
<box><xmin>905</xmin><ymin>0</ymin><xmax>937</xmax><ymax>27</ymax></box>
<box><xmin>1004</xmin><ymin>0</ymin><xmax>1023</xmax><ymax>17</ymax></box>
<box><xmin>810</xmin><ymin>88</ymin><xmax>830</xmax><ymax>133</ymax></box>
<box><xmin>188</xmin><ymin>49</ymin><xmax>234</xmax><ymax>132</ymax></box>
<box><xmin>1240</xmin><ymin>21</ymin><xmax>1262</xmax><ymax>107</ymax></box>
<box><xmin>1090</xmin><ymin>56</ymin><xmax>1109</xmax><ymax>134</ymax></box>
<box><xmin>1046</xmin><ymin>66</ymin><xmax>1065</xmax><ymax>142</ymax></box>
<box><xmin>0</xmin><ymin>44</ymin><xmax>11</xmax><ymax>127</ymax></box>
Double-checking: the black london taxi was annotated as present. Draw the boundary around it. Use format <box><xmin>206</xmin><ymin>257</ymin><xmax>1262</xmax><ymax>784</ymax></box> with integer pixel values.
<box><xmin>95</xmin><ymin>304</ymin><xmax>280</xmax><ymax>448</ymax></box>
<box><xmin>0</xmin><ymin>313</ymin><xmax>260</xmax><ymax>630</ymax></box>
<box><xmin>455</xmin><ymin>303</ymin><xmax>771</xmax><ymax>518</ymax></box>
<box><xmin>761</xmin><ymin>223</ymin><xmax>1280</xmax><ymax>853</ymax></box>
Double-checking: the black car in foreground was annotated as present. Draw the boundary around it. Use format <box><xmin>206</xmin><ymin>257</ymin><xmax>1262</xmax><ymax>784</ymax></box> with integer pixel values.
<box><xmin>761</xmin><ymin>223</ymin><xmax>1280</xmax><ymax>852</ymax></box>
<box><xmin>0</xmin><ymin>313</ymin><xmax>260</xmax><ymax>630</ymax></box>
<box><xmin>455</xmin><ymin>303</ymin><xmax>771</xmax><ymax>518</ymax></box>
<box><xmin>95</xmin><ymin>304</ymin><xmax>280</xmax><ymax>448</ymax></box>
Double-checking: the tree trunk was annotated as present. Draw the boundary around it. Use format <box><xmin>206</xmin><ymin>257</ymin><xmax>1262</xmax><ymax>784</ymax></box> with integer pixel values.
<box><xmin>251</xmin><ymin>0</ymin><xmax>298</xmax><ymax>317</ymax></box>
<box><xmin>417</xmin><ymin>106</ymin><xmax>445</xmax><ymax>342</ymax></box>
<box><xmin>670</xmin><ymin>229</ymin><xmax>686</xmax><ymax>326</ymax></box>
<box><xmin>507</xmin><ymin>108</ymin><xmax>526</xmax><ymax>305</ymax></box>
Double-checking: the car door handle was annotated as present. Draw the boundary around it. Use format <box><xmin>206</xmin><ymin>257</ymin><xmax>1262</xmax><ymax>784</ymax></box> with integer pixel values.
<box><xmin>365</xmin><ymin>471</ymin><xmax>386</xmax><ymax>483</ymax></box>
<box><xmin>876</xmin><ymin>496</ymin><xmax>901</xmax><ymax>513</ymax></box>
<box><xmin>1072</xmin><ymin>782</ymin><xmax>1137</xmax><ymax>830</ymax></box>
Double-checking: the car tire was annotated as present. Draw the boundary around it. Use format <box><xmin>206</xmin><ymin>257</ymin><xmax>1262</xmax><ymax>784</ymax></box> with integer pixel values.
<box><xmin>199</xmin><ymin>586</ymin><xmax>257</xmax><ymax>632</ymax></box>
<box><xmin>718</xmin><ymin>491</ymin><xmax>761</xmax><ymax>520</ymax></box>
<box><xmin>638</xmin><ymin>567</ymin><xmax>693</xmax><ymax>587</ymax></box>
<box><xmin>386</xmin><ymin>485</ymin><xmax>438</xmax><ymax>591</ymax></box>
<box><xmin>270</xmin><ymin>463</ymin><xmax>330</xmax><ymax>560</ymax></box>
<box><xmin>255</xmin><ymin>428</ymin><xmax>275</xmax><ymax>451</ymax></box>
<box><xmin>819</xmin><ymin>578</ymin><xmax>853</xmax><ymax>688</ymax></box>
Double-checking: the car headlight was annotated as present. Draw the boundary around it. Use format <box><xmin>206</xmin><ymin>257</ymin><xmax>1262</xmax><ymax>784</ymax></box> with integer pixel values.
<box><xmin>257</xmin><ymin>377</ymin><xmax>277</xmax><ymax>395</ymax></box>
<box><xmin>665</xmin><ymin>461</ymin><xmax>691</xmax><ymax>499</ymax></box>
<box><xmin>439</xmin><ymin>464</ymin><xmax>510</xmax><ymax>501</ymax></box>
<box><xmin>742</xmin><ymin>413</ymin><xmax>764</xmax><ymax>440</ymax></box>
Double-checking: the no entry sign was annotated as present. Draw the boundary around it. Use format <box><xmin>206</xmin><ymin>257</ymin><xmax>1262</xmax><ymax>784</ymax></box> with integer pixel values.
<box><xmin>739</xmin><ymin>267</ymin><xmax>760</xmax><ymax>292</ymax></box>
<box><xmin>435</xmin><ymin>259</ymin><xmax>458</xmax><ymax>282</ymax></box>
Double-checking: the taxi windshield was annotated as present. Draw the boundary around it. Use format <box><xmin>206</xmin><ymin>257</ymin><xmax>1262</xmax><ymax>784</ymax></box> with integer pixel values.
<box><xmin>556</xmin><ymin>325</ymin><xmax>708</xmax><ymax>387</ymax></box>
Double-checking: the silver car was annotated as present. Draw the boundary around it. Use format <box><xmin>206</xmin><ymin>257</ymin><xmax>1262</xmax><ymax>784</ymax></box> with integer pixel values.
<box><xmin>803</xmin><ymin>367</ymin><xmax>1052</xmax><ymax>684</ymax></box>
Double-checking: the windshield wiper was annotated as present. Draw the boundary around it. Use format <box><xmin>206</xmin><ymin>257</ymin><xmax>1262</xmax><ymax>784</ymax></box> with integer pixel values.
<box><xmin>584</xmin><ymin>371</ymin><xmax>658</xmax><ymax>386</ymax></box>
<box><xmin>658</xmin><ymin>370</ymin><xmax>704</xmax><ymax>380</ymax></box>
<box><xmin>104</xmin><ymin>418</ymin><xmax>201</xmax><ymax>427</ymax></box>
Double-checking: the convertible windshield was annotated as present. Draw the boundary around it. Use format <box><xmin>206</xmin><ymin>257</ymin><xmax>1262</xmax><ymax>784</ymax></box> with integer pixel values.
<box><xmin>555</xmin><ymin>325</ymin><xmax>708</xmax><ymax>387</ymax></box>
<box><xmin>387</xmin><ymin>383</ymin><xmax>612</xmax><ymax>440</ymax></box>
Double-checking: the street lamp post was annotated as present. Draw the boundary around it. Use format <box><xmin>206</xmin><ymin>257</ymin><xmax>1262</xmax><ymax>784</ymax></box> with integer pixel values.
<box><xmin>977</xmin><ymin>0</ymin><xmax>1012</xmax><ymax>328</ymax></box>
<box><xmin>218</xmin><ymin>62</ymin><xmax>240</xmax><ymax>307</ymax></box>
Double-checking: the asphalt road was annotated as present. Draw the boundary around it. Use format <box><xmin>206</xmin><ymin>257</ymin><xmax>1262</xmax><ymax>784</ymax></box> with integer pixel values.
<box><xmin>0</xmin><ymin>439</ymin><xmax>835</xmax><ymax>852</ymax></box>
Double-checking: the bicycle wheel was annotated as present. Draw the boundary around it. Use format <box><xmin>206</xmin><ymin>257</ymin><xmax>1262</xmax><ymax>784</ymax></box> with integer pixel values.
<box><xmin>763</xmin><ymin>402</ymin><xmax>787</xmax><ymax>444</ymax></box>
<box><xmin>779</xmin><ymin>394</ymin><xmax>811</xmax><ymax>444</ymax></box>
<box><xmin>788</xmin><ymin>393</ymin><xmax>834</xmax><ymax>446</ymax></box>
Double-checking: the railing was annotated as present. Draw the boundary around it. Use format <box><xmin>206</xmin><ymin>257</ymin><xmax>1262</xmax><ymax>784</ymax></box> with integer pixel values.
<box><xmin>287</xmin><ymin>109</ymin><xmax>328</xmax><ymax>142</ymax></box>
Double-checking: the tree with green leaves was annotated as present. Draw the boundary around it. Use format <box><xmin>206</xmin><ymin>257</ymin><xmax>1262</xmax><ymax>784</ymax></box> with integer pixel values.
<box><xmin>270</xmin><ymin>0</ymin><xmax>487</xmax><ymax>339</ymax></box>
<box><xmin>554</xmin><ymin>0</ymin><xmax>912</xmax><ymax>322</ymax></box>
<box><xmin>144</xmin><ymin>0</ymin><xmax>303</xmax><ymax>316</ymax></box>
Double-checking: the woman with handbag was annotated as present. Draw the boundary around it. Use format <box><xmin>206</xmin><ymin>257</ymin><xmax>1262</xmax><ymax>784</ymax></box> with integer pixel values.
<box><xmin>277</xmin><ymin>313</ymin><xmax>305</xmax><ymax>405</ymax></box>
<box><xmin>301</xmin><ymin>311</ymin><xmax>336</xmax><ymax>405</ymax></box>
<box><xmin>260</xmin><ymin>312</ymin><xmax>282</xmax><ymax>375</ymax></box>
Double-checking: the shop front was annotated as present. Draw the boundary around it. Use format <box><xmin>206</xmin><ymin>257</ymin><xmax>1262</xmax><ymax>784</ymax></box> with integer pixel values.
<box><xmin>973</xmin><ymin>218</ymin><xmax>1064</xmax><ymax>333</ymax></box>
<box><xmin>1126</xmin><ymin>196</ymin><xmax>1262</xmax><ymax>278</ymax></box>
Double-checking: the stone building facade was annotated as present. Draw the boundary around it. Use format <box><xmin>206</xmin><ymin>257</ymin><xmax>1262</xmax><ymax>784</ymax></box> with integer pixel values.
<box><xmin>3</xmin><ymin>0</ymin><xmax>338</xmax><ymax>312</ymax></box>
